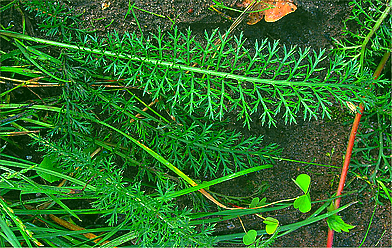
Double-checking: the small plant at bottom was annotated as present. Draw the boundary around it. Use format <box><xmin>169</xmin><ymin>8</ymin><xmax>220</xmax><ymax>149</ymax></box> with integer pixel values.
<box><xmin>241</xmin><ymin>174</ymin><xmax>312</xmax><ymax>246</ymax></box>
<box><xmin>327</xmin><ymin>202</ymin><xmax>356</xmax><ymax>233</ymax></box>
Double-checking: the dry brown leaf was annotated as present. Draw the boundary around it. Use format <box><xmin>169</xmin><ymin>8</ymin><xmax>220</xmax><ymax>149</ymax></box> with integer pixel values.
<box><xmin>247</xmin><ymin>2</ymin><xmax>265</xmax><ymax>25</ymax></box>
<box><xmin>238</xmin><ymin>0</ymin><xmax>297</xmax><ymax>24</ymax></box>
<box><xmin>264</xmin><ymin>1</ymin><xmax>297</xmax><ymax>22</ymax></box>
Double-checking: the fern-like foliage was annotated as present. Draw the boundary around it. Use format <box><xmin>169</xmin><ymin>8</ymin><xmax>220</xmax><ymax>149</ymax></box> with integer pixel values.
<box><xmin>147</xmin><ymin>121</ymin><xmax>279</xmax><ymax>177</ymax></box>
<box><xmin>91</xmin><ymin>167</ymin><xmax>215</xmax><ymax>246</ymax></box>
<box><xmin>337</xmin><ymin>0</ymin><xmax>391</xmax><ymax>68</ymax></box>
<box><xmin>334</xmin><ymin>0</ymin><xmax>391</xmax><ymax>184</ymax></box>
<box><xmin>1</xmin><ymin>1</ymin><xmax>387</xmax><ymax>245</ymax></box>
<box><xmin>351</xmin><ymin>81</ymin><xmax>391</xmax><ymax>183</ymax></box>
<box><xmin>43</xmin><ymin>28</ymin><xmax>376</xmax><ymax>129</ymax></box>
<box><xmin>0</xmin><ymin>22</ymin><xmax>379</xmax><ymax>177</ymax></box>
<box><xmin>17</xmin><ymin>0</ymin><xmax>380</xmax><ymax>129</ymax></box>
<box><xmin>23</xmin><ymin>0</ymin><xmax>82</xmax><ymax>38</ymax></box>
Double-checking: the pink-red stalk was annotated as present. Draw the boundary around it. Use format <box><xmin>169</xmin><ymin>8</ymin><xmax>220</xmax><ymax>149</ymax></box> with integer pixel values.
<box><xmin>326</xmin><ymin>51</ymin><xmax>390</xmax><ymax>247</ymax></box>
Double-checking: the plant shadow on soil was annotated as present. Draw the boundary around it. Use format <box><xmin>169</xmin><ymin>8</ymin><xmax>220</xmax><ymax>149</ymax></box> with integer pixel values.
<box><xmin>1</xmin><ymin>0</ymin><xmax>391</xmax><ymax>246</ymax></box>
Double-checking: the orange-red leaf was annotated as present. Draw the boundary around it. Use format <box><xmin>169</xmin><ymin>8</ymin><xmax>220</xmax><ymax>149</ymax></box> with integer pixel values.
<box><xmin>264</xmin><ymin>1</ymin><xmax>297</xmax><ymax>22</ymax></box>
<box><xmin>239</xmin><ymin>0</ymin><xmax>297</xmax><ymax>24</ymax></box>
<box><xmin>247</xmin><ymin>2</ymin><xmax>266</xmax><ymax>25</ymax></box>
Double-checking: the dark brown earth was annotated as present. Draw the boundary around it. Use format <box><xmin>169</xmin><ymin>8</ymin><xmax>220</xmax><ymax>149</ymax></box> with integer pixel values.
<box><xmin>214</xmin><ymin>118</ymin><xmax>391</xmax><ymax>246</ymax></box>
<box><xmin>1</xmin><ymin>0</ymin><xmax>391</xmax><ymax>247</ymax></box>
<box><xmin>65</xmin><ymin>0</ymin><xmax>351</xmax><ymax>50</ymax></box>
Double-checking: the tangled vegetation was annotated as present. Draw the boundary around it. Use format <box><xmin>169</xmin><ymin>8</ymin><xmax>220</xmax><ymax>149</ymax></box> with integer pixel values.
<box><xmin>0</xmin><ymin>0</ymin><xmax>390</xmax><ymax>246</ymax></box>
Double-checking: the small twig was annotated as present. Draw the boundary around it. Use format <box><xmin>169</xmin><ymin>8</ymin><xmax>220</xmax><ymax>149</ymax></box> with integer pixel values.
<box><xmin>238</xmin><ymin>215</ymin><xmax>247</xmax><ymax>233</ymax></box>
<box><xmin>130</xmin><ymin>98</ymin><xmax>159</xmax><ymax>123</ymax></box>
<box><xmin>209</xmin><ymin>5</ymin><xmax>233</xmax><ymax>21</ymax></box>
<box><xmin>0</xmin><ymin>130</ymin><xmax>40</xmax><ymax>136</ymax></box>
<box><xmin>48</xmin><ymin>214</ymin><xmax>113</xmax><ymax>246</ymax></box>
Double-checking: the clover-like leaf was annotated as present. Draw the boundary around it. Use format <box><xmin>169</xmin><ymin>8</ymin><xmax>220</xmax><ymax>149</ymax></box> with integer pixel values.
<box><xmin>259</xmin><ymin>197</ymin><xmax>266</xmax><ymax>206</ymax></box>
<box><xmin>250</xmin><ymin>197</ymin><xmax>266</xmax><ymax>208</ymax></box>
<box><xmin>293</xmin><ymin>174</ymin><xmax>311</xmax><ymax>194</ymax></box>
<box><xmin>243</xmin><ymin>229</ymin><xmax>258</xmax><ymax>245</ymax></box>
<box><xmin>293</xmin><ymin>194</ymin><xmax>311</xmax><ymax>213</ymax></box>
<box><xmin>250</xmin><ymin>197</ymin><xmax>260</xmax><ymax>208</ymax></box>
<box><xmin>263</xmin><ymin>217</ymin><xmax>279</xmax><ymax>234</ymax></box>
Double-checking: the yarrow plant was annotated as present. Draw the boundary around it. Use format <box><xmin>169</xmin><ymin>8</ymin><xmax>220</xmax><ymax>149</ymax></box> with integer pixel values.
<box><xmin>0</xmin><ymin>0</ymin><xmax>389</xmax><ymax>246</ymax></box>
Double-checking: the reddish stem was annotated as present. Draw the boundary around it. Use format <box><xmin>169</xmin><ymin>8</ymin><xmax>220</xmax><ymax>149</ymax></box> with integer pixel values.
<box><xmin>326</xmin><ymin>50</ymin><xmax>390</xmax><ymax>247</ymax></box>
<box><xmin>327</xmin><ymin>104</ymin><xmax>364</xmax><ymax>246</ymax></box>
<box><xmin>335</xmin><ymin>104</ymin><xmax>365</xmax><ymax>207</ymax></box>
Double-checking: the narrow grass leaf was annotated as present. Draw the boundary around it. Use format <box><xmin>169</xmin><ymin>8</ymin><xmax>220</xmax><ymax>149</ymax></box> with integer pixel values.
<box><xmin>0</xmin><ymin>216</ymin><xmax>22</xmax><ymax>247</ymax></box>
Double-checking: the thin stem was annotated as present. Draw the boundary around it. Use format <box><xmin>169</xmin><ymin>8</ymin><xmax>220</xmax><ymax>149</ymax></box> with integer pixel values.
<box><xmin>327</xmin><ymin>50</ymin><xmax>390</xmax><ymax>248</ymax></box>
<box><xmin>358</xmin><ymin>200</ymin><xmax>378</xmax><ymax>247</ymax></box>
<box><xmin>0</xmin><ymin>30</ymin><xmax>364</xmax><ymax>90</ymax></box>
<box><xmin>359</xmin><ymin>0</ymin><xmax>391</xmax><ymax>72</ymax></box>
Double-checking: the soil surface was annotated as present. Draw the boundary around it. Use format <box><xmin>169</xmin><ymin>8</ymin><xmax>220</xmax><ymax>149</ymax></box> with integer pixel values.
<box><xmin>66</xmin><ymin>0</ymin><xmax>350</xmax><ymax>50</ymax></box>
<box><xmin>1</xmin><ymin>0</ymin><xmax>391</xmax><ymax>247</ymax></box>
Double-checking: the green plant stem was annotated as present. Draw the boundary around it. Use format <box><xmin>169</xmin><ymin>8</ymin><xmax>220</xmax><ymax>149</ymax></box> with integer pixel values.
<box><xmin>0</xmin><ymin>103</ymin><xmax>198</xmax><ymax>186</ymax></box>
<box><xmin>327</xmin><ymin>49</ymin><xmax>390</xmax><ymax>248</ymax></box>
<box><xmin>163</xmin><ymin>164</ymin><xmax>272</xmax><ymax>199</ymax></box>
<box><xmin>358</xmin><ymin>200</ymin><xmax>378</xmax><ymax>247</ymax></box>
<box><xmin>0</xmin><ymin>30</ymin><xmax>364</xmax><ymax>89</ymax></box>
<box><xmin>359</xmin><ymin>0</ymin><xmax>391</xmax><ymax>72</ymax></box>
<box><xmin>0</xmin><ymin>0</ymin><xmax>18</xmax><ymax>12</ymax></box>
<box><xmin>265</xmin><ymin>155</ymin><xmax>340</xmax><ymax>169</ymax></box>
<box><xmin>215</xmin><ymin>201</ymin><xmax>357</xmax><ymax>242</ymax></box>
